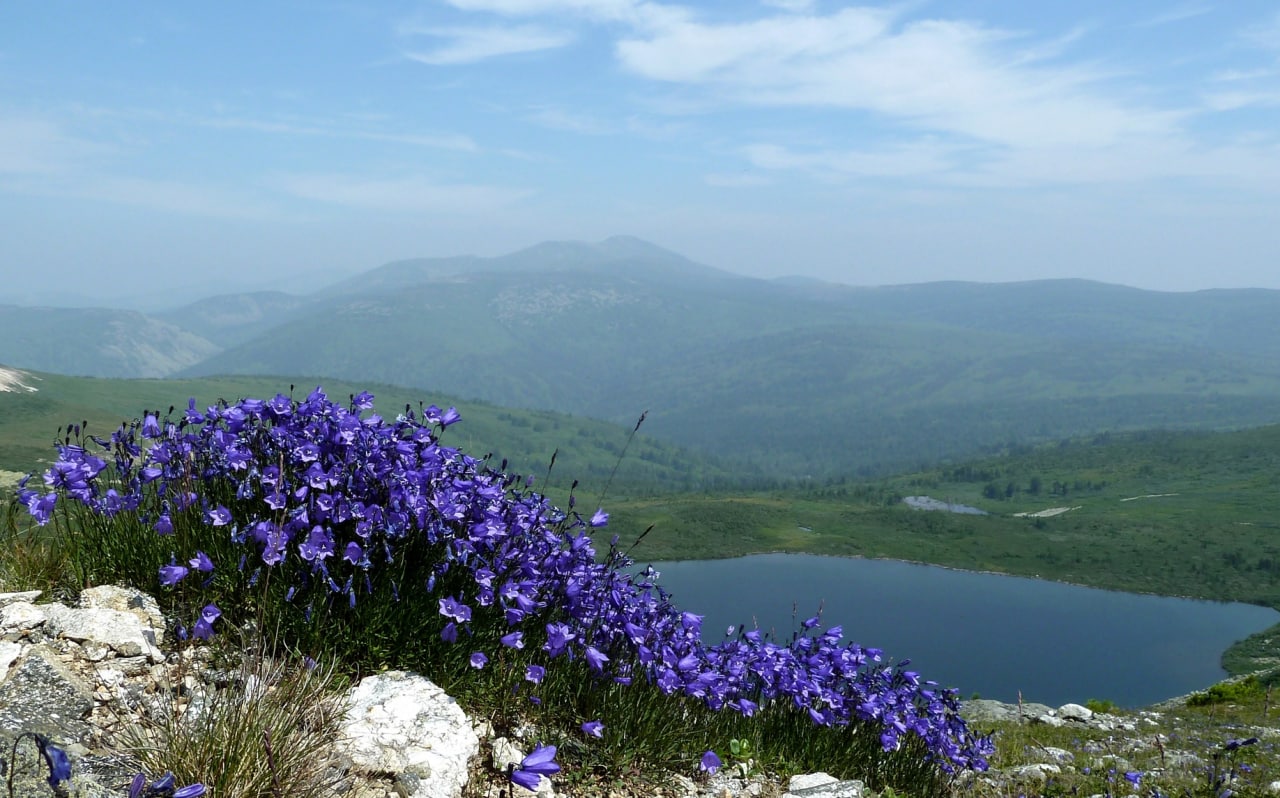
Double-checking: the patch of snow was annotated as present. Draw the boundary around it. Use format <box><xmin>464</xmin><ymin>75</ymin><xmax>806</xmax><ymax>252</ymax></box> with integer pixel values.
<box><xmin>1119</xmin><ymin>493</ymin><xmax>1178</xmax><ymax>502</ymax></box>
<box><xmin>903</xmin><ymin>496</ymin><xmax>987</xmax><ymax>515</ymax></box>
<box><xmin>1013</xmin><ymin>506</ymin><xmax>1082</xmax><ymax>518</ymax></box>
<box><xmin>0</xmin><ymin>366</ymin><xmax>38</xmax><ymax>393</ymax></box>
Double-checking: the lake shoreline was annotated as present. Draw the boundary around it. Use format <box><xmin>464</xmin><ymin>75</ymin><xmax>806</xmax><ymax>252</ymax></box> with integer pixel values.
<box><xmin>641</xmin><ymin>552</ymin><xmax>1280</xmax><ymax>708</ymax></box>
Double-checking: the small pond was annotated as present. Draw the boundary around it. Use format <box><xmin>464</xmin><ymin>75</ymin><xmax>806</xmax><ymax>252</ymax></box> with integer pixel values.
<box><xmin>643</xmin><ymin>553</ymin><xmax>1279</xmax><ymax>707</ymax></box>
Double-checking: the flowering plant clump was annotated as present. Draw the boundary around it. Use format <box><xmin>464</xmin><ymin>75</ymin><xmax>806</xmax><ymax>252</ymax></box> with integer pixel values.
<box><xmin>17</xmin><ymin>388</ymin><xmax>992</xmax><ymax>778</ymax></box>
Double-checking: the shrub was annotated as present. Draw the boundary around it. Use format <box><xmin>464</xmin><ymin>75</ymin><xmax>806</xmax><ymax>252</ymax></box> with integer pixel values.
<box><xmin>1187</xmin><ymin>675</ymin><xmax>1263</xmax><ymax>707</ymax></box>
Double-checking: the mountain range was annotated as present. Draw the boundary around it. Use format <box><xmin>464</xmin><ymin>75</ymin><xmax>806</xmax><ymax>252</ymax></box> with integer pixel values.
<box><xmin>6</xmin><ymin>236</ymin><xmax>1280</xmax><ymax>477</ymax></box>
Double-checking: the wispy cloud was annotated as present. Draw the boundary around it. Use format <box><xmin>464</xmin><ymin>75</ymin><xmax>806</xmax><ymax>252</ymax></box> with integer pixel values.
<box><xmin>272</xmin><ymin>173</ymin><xmax>532</xmax><ymax>213</ymax></box>
<box><xmin>0</xmin><ymin>115</ymin><xmax>107</xmax><ymax>174</ymax></box>
<box><xmin>526</xmin><ymin>106</ymin><xmax>613</xmax><ymax>133</ymax></box>
<box><xmin>615</xmin><ymin>9</ymin><xmax>1177</xmax><ymax>150</ymax></box>
<box><xmin>190</xmin><ymin>113</ymin><xmax>481</xmax><ymax>151</ymax></box>
<box><xmin>704</xmin><ymin>172</ymin><xmax>771</xmax><ymax>187</ymax></box>
<box><xmin>403</xmin><ymin>24</ymin><xmax>574</xmax><ymax>64</ymax></box>
<box><xmin>440</xmin><ymin>0</ymin><xmax>640</xmax><ymax>21</ymax></box>
<box><xmin>4</xmin><ymin>171</ymin><xmax>283</xmax><ymax>219</ymax></box>
<box><xmin>1131</xmin><ymin>4</ymin><xmax>1212</xmax><ymax>29</ymax></box>
<box><xmin>743</xmin><ymin>140</ymin><xmax>963</xmax><ymax>180</ymax></box>
<box><xmin>1242</xmin><ymin>10</ymin><xmax>1280</xmax><ymax>50</ymax></box>
<box><xmin>760</xmin><ymin>0</ymin><xmax>815</xmax><ymax>13</ymax></box>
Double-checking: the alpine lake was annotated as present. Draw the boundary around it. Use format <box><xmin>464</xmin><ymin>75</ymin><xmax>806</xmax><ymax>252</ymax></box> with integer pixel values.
<box><xmin>643</xmin><ymin>553</ymin><xmax>1280</xmax><ymax>708</ymax></box>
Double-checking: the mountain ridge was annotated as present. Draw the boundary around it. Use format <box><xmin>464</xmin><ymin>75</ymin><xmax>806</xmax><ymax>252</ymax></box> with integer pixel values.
<box><xmin>11</xmin><ymin>237</ymin><xmax>1280</xmax><ymax>477</ymax></box>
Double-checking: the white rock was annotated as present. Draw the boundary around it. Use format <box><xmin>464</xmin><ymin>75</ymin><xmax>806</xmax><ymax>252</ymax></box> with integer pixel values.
<box><xmin>492</xmin><ymin>736</ymin><xmax>524</xmax><ymax>771</ymax></box>
<box><xmin>41</xmin><ymin>604</ymin><xmax>165</xmax><ymax>662</ymax></box>
<box><xmin>784</xmin><ymin>773</ymin><xmax>865</xmax><ymax>798</ymax></box>
<box><xmin>670</xmin><ymin>773</ymin><xmax>698</xmax><ymax>798</ymax></box>
<box><xmin>82</xmin><ymin>640</ymin><xmax>111</xmax><ymax>662</ymax></box>
<box><xmin>0</xmin><ymin>600</ymin><xmax>48</xmax><ymax>632</ymax></box>
<box><xmin>789</xmin><ymin>773</ymin><xmax>839</xmax><ymax>791</ymax></box>
<box><xmin>79</xmin><ymin>585</ymin><xmax>166</xmax><ymax>643</ymax></box>
<box><xmin>0</xmin><ymin>641</ymin><xmax>22</xmax><ymax>678</ymax></box>
<box><xmin>0</xmin><ymin>590</ymin><xmax>42</xmax><ymax>607</ymax></box>
<box><xmin>1266</xmin><ymin>779</ymin><xmax>1280</xmax><ymax>794</ymax></box>
<box><xmin>339</xmin><ymin>671</ymin><xmax>480</xmax><ymax>798</ymax></box>
<box><xmin>1035</xmin><ymin>714</ymin><xmax>1065</xmax><ymax>728</ymax></box>
<box><xmin>1010</xmin><ymin>763</ymin><xmax>1061</xmax><ymax>782</ymax></box>
<box><xmin>1058</xmin><ymin>703</ymin><xmax>1094</xmax><ymax>722</ymax></box>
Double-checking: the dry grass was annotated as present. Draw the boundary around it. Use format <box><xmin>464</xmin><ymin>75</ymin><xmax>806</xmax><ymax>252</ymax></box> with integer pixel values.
<box><xmin>116</xmin><ymin>639</ymin><xmax>349</xmax><ymax>798</ymax></box>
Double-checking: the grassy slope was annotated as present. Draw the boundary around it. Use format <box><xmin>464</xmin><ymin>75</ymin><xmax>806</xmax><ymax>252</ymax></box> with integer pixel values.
<box><xmin>0</xmin><ymin>370</ymin><xmax>752</xmax><ymax>500</ymax></box>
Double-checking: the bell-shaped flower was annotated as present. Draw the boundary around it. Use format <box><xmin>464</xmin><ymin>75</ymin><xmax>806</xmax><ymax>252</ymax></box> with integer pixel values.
<box><xmin>510</xmin><ymin>744</ymin><xmax>559</xmax><ymax>791</ymax></box>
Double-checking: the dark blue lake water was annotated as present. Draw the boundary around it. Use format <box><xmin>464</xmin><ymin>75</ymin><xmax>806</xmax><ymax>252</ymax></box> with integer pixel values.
<box><xmin>643</xmin><ymin>553</ymin><xmax>1280</xmax><ymax>708</ymax></box>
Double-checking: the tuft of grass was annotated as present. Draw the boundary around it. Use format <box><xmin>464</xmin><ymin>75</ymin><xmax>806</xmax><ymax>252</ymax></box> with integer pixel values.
<box><xmin>0</xmin><ymin>498</ymin><xmax>76</xmax><ymax>597</ymax></box>
<box><xmin>116</xmin><ymin>638</ymin><xmax>347</xmax><ymax>798</ymax></box>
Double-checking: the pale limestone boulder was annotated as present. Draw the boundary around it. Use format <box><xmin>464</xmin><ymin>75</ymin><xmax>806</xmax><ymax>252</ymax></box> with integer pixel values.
<box><xmin>0</xmin><ymin>590</ymin><xmax>42</xmax><ymax>607</ymax></box>
<box><xmin>785</xmin><ymin>772</ymin><xmax>866</xmax><ymax>798</ymax></box>
<box><xmin>789</xmin><ymin>773</ymin><xmax>838</xmax><ymax>791</ymax></box>
<box><xmin>41</xmin><ymin>604</ymin><xmax>164</xmax><ymax>663</ymax></box>
<box><xmin>1010</xmin><ymin>763</ymin><xmax>1061</xmax><ymax>782</ymax></box>
<box><xmin>1058</xmin><ymin>702</ymin><xmax>1094</xmax><ymax>722</ymax></box>
<box><xmin>78</xmin><ymin>585</ymin><xmax>166</xmax><ymax>645</ymax></box>
<box><xmin>339</xmin><ymin>671</ymin><xmax>480</xmax><ymax>798</ymax></box>
<box><xmin>0</xmin><ymin>600</ymin><xmax>49</xmax><ymax>632</ymax></box>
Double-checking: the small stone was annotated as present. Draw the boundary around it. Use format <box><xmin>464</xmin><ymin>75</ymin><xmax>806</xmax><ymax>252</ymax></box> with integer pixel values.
<box><xmin>82</xmin><ymin>640</ymin><xmax>111</xmax><ymax>662</ymax></box>
<box><xmin>1010</xmin><ymin>763</ymin><xmax>1061</xmax><ymax>782</ymax></box>
<box><xmin>492</xmin><ymin>736</ymin><xmax>523</xmax><ymax>771</ymax></box>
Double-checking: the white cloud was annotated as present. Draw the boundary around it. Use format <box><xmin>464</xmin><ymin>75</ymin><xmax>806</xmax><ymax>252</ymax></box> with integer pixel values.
<box><xmin>404</xmin><ymin>25</ymin><xmax>574</xmax><ymax>64</ymax></box>
<box><xmin>435</xmin><ymin>1</ymin><xmax>1280</xmax><ymax>190</ymax></box>
<box><xmin>1131</xmin><ymin>4</ymin><xmax>1212</xmax><ymax>29</ymax></box>
<box><xmin>704</xmin><ymin>172</ymin><xmax>771</xmax><ymax>187</ymax></box>
<box><xmin>272</xmin><ymin>173</ymin><xmax>532</xmax><ymax>213</ymax></box>
<box><xmin>527</xmin><ymin>106</ymin><xmax>613</xmax><ymax>133</ymax></box>
<box><xmin>0</xmin><ymin>115</ymin><xmax>105</xmax><ymax>174</ymax></box>
<box><xmin>760</xmin><ymin>0</ymin><xmax>815</xmax><ymax>13</ymax></box>
<box><xmin>440</xmin><ymin>0</ymin><xmax>639</xmax><ymax>21</ymax></box>
<box><xmin>615</xmin><ymin>10</ymin><xmax>1177</xmax><ymax>150</ymax></box>
<box><xmin>743</xmin><ymin>140</ymin><xmax>962</xmax><ymax>179</ymax></box>
<box><xmin>190</xmin><ymin>113</ymin><xmax>481</xmax><ymax>151</ymax></box>
<box><xmin>1242</xmin><ymin>11</ymin><xmax>1280</xmax><ymax>50</ymax></box>
<box><xmin>437</xmin><ymin>0</ymin><xmax>690</xmax><ymax>30</ymax></box>
<box><xmin>1202</xmin><ymin>89</ymin><xmax>1280</xmax><ymax>112</ymax></box>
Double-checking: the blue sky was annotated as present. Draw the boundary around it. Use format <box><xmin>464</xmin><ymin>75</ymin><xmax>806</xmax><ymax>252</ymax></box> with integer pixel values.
<box><xmin>3</xmin><ymin>2</ymin><xmax>1280</xmax><ymax>305</ymax></box>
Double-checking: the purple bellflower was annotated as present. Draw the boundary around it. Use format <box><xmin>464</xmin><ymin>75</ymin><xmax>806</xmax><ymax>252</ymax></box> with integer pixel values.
<box><xmin>510</xmin><ymin>744</ymin><xmax>559</xmax><ymax>791</ymax></box>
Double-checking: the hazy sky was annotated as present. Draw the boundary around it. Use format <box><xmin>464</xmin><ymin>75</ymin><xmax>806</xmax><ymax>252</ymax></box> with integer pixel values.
<box><xmin>4</xmin><ymin>2</ymin><xmax>1280</xmax><ymax>306</ymax></box>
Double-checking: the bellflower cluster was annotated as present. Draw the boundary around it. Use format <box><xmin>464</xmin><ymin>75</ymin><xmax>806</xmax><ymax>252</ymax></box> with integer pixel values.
<box><xmin>18</xmin><ymin>388</ymin><xmax>992</xmax><ymax>773</ymax></box>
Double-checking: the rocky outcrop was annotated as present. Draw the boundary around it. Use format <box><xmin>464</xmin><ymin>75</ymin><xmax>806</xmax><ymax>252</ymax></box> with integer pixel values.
<box><xmin>0</xmin><ymin>588</ymin><xmax>860</xmax><ymax>798</ymax></box>
<box><xmin>963</xmin><ymin>698</ymin><xmax>1143</xmax><ymax>733</ymax></box>
<box><xmin>0</xmin><ymin>587</ymin><xmax>491</xmax><ymax>797</ymax></box>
